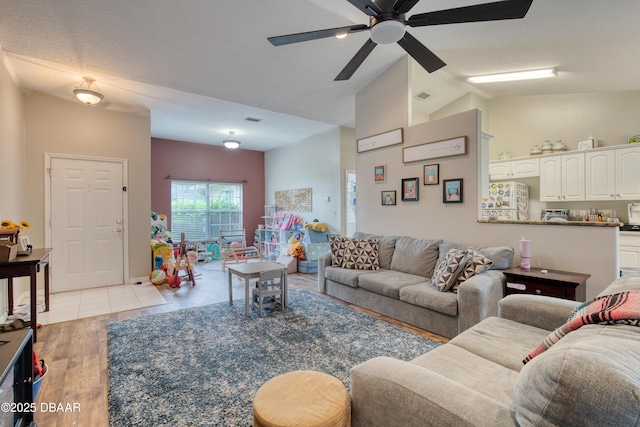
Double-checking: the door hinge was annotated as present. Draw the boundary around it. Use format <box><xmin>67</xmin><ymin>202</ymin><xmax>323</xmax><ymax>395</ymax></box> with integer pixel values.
<box><xmin>46</xmin><ymin>168</ymin><xmax>52</xmax><ymax>177</ymax></box>
<box><xmin>123</xmin><ymin>186</ymin><xmax>127</xmax><ymax>192</ymax></box>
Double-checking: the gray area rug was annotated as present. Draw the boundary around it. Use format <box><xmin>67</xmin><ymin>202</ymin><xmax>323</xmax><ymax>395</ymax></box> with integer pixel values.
<box><xmin>108</xmin><ymin>288</ymin><xmax>441</xmax><ymax>426</ymax></box>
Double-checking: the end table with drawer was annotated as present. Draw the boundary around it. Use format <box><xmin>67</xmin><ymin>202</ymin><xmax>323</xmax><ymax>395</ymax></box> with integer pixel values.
<box><xmin>502</xmin><ymin>267</ymin><xmax>590</xmax><ymax>302</ymax></box>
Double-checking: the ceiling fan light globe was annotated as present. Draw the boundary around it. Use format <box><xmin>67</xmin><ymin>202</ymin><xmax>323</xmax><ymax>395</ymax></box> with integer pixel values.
<box><xmin>370</xmin><ymin>20</ymin><xmax>405</xmax><ymax>45</ymax></box>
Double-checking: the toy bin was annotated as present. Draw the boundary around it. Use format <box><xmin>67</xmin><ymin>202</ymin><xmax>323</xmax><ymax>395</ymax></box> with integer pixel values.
<box><xmin>33</xmin><ymin>363</ymin><xmax>48</xmax><ymax>400</ymax></box>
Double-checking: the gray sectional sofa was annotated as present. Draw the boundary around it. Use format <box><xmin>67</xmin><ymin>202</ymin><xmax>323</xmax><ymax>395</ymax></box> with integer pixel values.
<box><xmin>318</xmin><ymin>232</ymin><xmax>514</xmax><ymax>338</ymax></box>
<box><xmin>350</xmin><ymin>274</ymin><xmax>640</xmax><ymax>427</ymax></box>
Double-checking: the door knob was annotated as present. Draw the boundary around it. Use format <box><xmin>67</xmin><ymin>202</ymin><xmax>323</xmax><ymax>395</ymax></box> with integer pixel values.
<box><xmin>113</xmin><ymin>227</ymin><xmax>122</xmax><ymax>233</ymax></box>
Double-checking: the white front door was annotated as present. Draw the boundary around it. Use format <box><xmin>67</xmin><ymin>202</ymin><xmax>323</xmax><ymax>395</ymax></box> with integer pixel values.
<box><xmin>50</xmin><ymin>157</ymin><xmax>125</xmax><ymax>292</ymax></box>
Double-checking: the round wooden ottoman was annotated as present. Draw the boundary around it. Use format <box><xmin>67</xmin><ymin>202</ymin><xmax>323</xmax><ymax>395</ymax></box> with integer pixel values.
<box><xmin>253</xmin><ymin>370</ymin><xmax>351</xmax><ymax>427</ymax></box>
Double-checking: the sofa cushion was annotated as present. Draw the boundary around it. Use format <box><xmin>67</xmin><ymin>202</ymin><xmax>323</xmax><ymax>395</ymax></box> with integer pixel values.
<box><xmin>324</xmin><ymin>266</ymin><xmax>379</xmax><ymax>288</ymax></box>
<box><xmin>452</xmin><ymin>248</ymin><xmax>493</xmax><ymax>292</ymax></box>
<box><xmin>352</xmin><ymin>232</ymin><xmax>397</xmax><ymax>270</ymax></box>
<box><xmin>411</xmin><ymin>344</ymin><xmax>518</xmax><ymax>407</ymax></box>
<box><xmin>439</xmin><ymin>242</ymin><xmax>513</xmax><ymax>270</ymax></box>
<box><xmin>341</xmin><ymin>238</ymin><xmax>380</xmax><ymax>270</ymax></box>
<box><xmin>514</xmin><ymin>326</ymin><xmax>640</xmax><ymax>427</ymax></box>
<box><xmin>399</xmin><ymin>283</ymin><xmax>458</xmax><ymax>316</ymax></box>
<box><xmin>449</xmin><ymin>316</ymin><xmax>550</xmax><ymax>372</ymax></box>
<box><xmin>358</xmin><ymin>270</ymin><xmax>427</xmax><ymax>299</ymax></box>
<box><xmin>329</xmin><ymin>235</ymin><xmax>345</xmax><ymax>267</ymax></box>
<box><xmin>390</xmin><ymin>236</ymin><xmax>442</xmax><ymax>277</ymax></box>
<box><xmin>431</xmin><ymin>248</ymin><xmax>467</xmax><ymax>292</ymax></box>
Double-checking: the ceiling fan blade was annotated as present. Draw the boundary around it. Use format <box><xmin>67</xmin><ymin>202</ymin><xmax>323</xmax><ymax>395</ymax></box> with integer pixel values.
<box><xmin>268</xmin><ymin>24</ymin><xmax>369</xmax><ymax>46</ymax></box>
<box><xmin>394</xmin><ymin>0</ymin><xmax>421</xmax><ymax>15</ymax></box>
<box><xmin>346</xmin><ymin>0</ymin><xmax>383</xmax><ymax>17</ymax></box>
<box><xmin>407</xmin><ymin>0</ymin><xmax>533</xmax><ymax>27</ymax></box>
<box><xmin>335</xmin><ymin>38</ymin><xmax>377</xmax><ymax>81</ymax></box>
<box><xmin>396</xmin><ymin>32</ymin><xmax>446</xmax><ymax>73</ymax></box>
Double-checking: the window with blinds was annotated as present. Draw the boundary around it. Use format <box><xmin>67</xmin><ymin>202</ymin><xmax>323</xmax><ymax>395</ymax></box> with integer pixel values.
<box><xmin>170</xmin><ymin>181</ymin><xmax>243</xmax><ymax>241</ymax></box>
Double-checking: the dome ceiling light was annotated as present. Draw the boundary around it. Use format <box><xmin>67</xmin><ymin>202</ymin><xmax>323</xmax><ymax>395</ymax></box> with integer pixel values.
<box><xmin>73</xmin><ymin>77</ymin><xmax>104</xmax><ymax>105</ymax></box>
<box><xmin>223</xmin><ymin>131</ymin><xmax>241</xmax><ymax>150</ymax></box>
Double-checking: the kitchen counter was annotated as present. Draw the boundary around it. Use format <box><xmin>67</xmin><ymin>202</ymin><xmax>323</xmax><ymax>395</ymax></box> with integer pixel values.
<box><xmin>477</xmin><ymin>219</ymin><xmax>622</xmax><ymax>227</ymax></box>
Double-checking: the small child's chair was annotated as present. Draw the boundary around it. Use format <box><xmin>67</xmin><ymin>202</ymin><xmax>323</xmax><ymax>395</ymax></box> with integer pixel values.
<box><xmin>252</xmin><ymin>269</ymin><xmax>285</xmax><ymax>317</ymax></box>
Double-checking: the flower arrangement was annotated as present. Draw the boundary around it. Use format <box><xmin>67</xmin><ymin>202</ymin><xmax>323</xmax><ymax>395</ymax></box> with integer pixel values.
<box><xmin>1</xmin><ymin>219</ymin><xmax>31</xmax><ymax>230</ymax></box>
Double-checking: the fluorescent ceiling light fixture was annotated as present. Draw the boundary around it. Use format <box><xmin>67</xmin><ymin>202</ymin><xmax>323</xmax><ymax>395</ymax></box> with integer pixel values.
<box><xmin>73</xmin><ymin>77</ymin><xmax>104</xmax><ymax>105</ymax></box>
<box><xmin>223</xmin><ymin>131</ymin><xmax>241</xmax><ymax>150</ymax></box>
<box><xmin>467</xmin><ymin>68</ymin><xmax>557</xmax><ymax>84</ymax></box>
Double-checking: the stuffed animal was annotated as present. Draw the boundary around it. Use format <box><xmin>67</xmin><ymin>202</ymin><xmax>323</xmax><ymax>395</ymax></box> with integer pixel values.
<box><xmin>287</xmin><ymin>242</ymin><xmax>306</xmax><ymax>260</ymax></box>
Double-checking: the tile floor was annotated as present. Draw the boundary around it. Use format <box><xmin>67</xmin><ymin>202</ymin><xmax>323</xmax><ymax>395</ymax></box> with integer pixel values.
<box><xmin>33</xmin><ymin>283</ymin><xmax>170</xmax><ymax>325</ymax></box>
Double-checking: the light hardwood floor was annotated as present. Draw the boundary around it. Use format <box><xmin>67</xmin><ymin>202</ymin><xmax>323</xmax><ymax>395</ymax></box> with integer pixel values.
<box><xmin>32</xmin><ymin>263</ymin><xmax>448</xmax><ymax>426</ymax></box>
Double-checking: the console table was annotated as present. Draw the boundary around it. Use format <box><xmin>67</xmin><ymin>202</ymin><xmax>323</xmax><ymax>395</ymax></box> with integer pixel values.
<box><xmin>0</xmin><ymin>248</ymin><xmax>52</xmax><ymax>342</ymax></box>
<box><xmin>503</xmin><ymin>267</ymin><xmax>589</xmax><ymax>302</ymax></box>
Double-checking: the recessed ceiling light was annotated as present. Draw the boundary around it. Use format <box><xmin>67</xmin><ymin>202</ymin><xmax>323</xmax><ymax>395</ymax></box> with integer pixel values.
<box><xmin>467</xmin><ymin>68</ymin><xmax>557</xmax><ymax>84</ymax></box>
<box><xmin>335</xmin><ymin>33</ymin><xmax>348</xmax><ymax>39</ymax></box>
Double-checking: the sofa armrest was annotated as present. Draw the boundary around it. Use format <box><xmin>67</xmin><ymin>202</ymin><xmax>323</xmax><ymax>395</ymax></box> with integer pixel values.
<box><xmin>351</xmin><ymin>357</ymin><xmax>515</xmax><ymax>427</ymax></box>
<box><xmin>498</xmin><ymin>294</ymin><xmax>579</xmax><ymax>331</ymax></box>
<box><xmin>456</xmin><ymin>270</ymin><xmax>505</xmax><ymax>334</ymax></box>
<box><xmin>317</xmin><ymin>252</ymin><xmax>331</xmax><ymax>293</ymax></box>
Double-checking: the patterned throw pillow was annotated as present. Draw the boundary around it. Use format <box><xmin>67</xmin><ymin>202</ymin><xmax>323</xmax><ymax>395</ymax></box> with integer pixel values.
<box><xmin>451</xmin><ymin>248</ymin><xmax>494</xmax><ymax>292</ymax></box>
<box><xmin>341</xmin><ymin>238</ymin><xmax>380</xmax><ymax>270</ymax></box>
<box><xmin>329</xmin><ymin>235</ymin><xmax>346</xmax><ymax>267</ymax></box>
<box><xmin>432</xmin><ymin>248</ymin><xmax>467</xmax><ymax>292</ymax></box>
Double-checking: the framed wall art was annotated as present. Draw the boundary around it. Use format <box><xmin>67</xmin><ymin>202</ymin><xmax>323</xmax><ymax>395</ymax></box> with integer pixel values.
<box><xmin>403</xmin><ymin>136</ymin><xmax>467</xmax><ymax>163</ymax></box>
<box><xmin>374</xmin><ymin>165</ymin><xmax>386</xmax><ymax>183</ymax></box>
<box><xmin>381</xmin><ymin>190</ymin><xmax>396</xmax><ymax>206</ymax></box>
<box><xmin>423</xmin><ymin>164</ymin><xmax>439</xmax><ymax>185</ymax></box>
<box><xmin>443</xmin><ymin>179</ymin><xmax>463</xmax><ymax>203</ymax></box>
<box><xmin>357</xmin><ymin>128</ymin><xmax>403</xmax><ymax>153</ymax></box>
<box><xmin>401</xmin><ymin>178</ymin><xmax>419</xmax><ymax>201</ymax></box>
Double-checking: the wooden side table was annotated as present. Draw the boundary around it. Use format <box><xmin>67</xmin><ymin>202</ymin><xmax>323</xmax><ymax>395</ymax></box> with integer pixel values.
<box><xmin>502</xmin><ymin>267</ymin><xmax>590</xmax><ymax>302</ymax></box>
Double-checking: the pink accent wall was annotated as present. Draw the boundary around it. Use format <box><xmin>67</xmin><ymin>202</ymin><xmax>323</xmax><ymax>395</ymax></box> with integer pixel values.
<box><xmin>151</xmin><ymin>137</ymin><xmax>265</xmax><ymax>243</ymax></box>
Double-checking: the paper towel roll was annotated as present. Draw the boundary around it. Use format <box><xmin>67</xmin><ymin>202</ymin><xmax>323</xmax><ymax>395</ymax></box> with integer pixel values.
<box><xmin>519</xmin><ymin>239</ymin><xmax>531</xmax><ymax>258</ymax></box>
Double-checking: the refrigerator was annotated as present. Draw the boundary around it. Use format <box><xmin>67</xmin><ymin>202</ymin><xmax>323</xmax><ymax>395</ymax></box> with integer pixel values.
<box><xmin>482</xmin><ymin>181</ymin><xmax>529</xmax><ymax>220</ymax></box>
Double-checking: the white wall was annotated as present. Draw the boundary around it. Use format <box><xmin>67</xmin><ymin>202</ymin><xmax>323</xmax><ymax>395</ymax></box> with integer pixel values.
<box><xmin>355</xmin><ymin>66</ymin><xmax>619</xmax><ymax>300</ymax></box>
<box><xmin>264</xmin><ymin>127</ymin><xmax>344</xmax><ymax>234</ymax></box>
<box><xmin>24</xmin><ymin>92</ymin><xmax>152</xmax><ymax>280</ymax></box>
<box><xmin>0</xmin><ymin>50</ymin><xmax>26</xmax><ymax>316</ymax></box>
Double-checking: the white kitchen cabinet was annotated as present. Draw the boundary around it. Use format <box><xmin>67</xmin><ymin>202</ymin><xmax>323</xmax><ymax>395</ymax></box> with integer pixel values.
<box><xmin>615</xmin><ymin>146</ymin><xmax>640</xmax><ymax>200</ymax></box>
<box><xmin>540</xmin><ymin>153</ymin><xmax>585</xmax><ymax>202</ymax></box>
<box><xmin>586</xmin><ymin>146</ymin><xmax>640</xmax><ymax>200</ymax></box>
<box><xmin>585</xmin><ymin>150</ymin><xmax>615</xmax><ymax>200</ymax></box>
<box><xmin>489</xmin><ymin>158</ymin><xmax>539</xmax><ymax>180</ymax></box>
<box><xmin>620</xmin><ymin>233</ymin><xmax>640</xmax><ymax>268</ymax></box>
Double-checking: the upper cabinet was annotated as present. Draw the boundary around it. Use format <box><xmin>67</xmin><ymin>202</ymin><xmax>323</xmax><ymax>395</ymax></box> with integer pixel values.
<box><xmin>585</xmin><ymin>150</ymin><xmax>616</xmax><ymax>200</ymax></box>
<box><xmin>615</xmin><ymin>146</ymin><xmax>640</xmax><ymax>200</ymax></box>
<box><xmin>540</xmin><ymin>153</ymin><xmax>585</xmax><ymax>202</ymax></box>
<box><xmin>585</xmin><ymin>145</ymin><xmax>640</xmax><ymax>200</ymax></box>
<box><xmin>489</xmin><ymin>158</ymin><xmax>539</xmax><ymax>180</ymax></box>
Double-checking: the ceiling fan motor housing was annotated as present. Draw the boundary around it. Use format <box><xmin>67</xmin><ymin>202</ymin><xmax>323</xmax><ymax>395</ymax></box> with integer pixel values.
<box><xmin>370</xmin><ymin>14</ymin><xmax>406</xmax><ymax>45</ymax></box>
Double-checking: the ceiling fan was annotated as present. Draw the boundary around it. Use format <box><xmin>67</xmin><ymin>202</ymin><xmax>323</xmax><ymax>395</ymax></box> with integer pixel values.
<box><xmin>268</xmin><ymin>0</ymin><xmax>533</xmax><ymax>81</ymax></box>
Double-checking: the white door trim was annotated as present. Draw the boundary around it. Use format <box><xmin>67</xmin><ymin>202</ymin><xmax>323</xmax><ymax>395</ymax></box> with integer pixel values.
<box><xmin>44</xmin><ymin>153</ymin><xmax>130</xmax><ymax>285</ymax></box>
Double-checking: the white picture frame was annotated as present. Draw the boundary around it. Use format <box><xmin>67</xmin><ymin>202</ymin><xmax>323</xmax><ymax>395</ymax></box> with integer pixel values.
<box><xmin>357</xmin><ymin>128</ymin><xmax>403</xmax><ymax>153</ymax></box>
<box><xmin>577</xmin><ymin>139</ymin><xmax>596</xmax><ymax>150</ymax></box>
<box><xmin>18</xmin><ymin>235</ymin><xmax>31</xmax><ymax>252</ymax></box>
<box><xmin>403</xmin><ymin>136</ymin><xmax>467</xmax><ymax>163</ymax></box>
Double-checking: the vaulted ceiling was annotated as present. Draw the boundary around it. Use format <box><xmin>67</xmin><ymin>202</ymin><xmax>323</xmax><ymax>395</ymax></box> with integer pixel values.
<box><xmin>1</xmin><ymin>0</ymin><xmax>638</xmax><ymax>151</ymax></box>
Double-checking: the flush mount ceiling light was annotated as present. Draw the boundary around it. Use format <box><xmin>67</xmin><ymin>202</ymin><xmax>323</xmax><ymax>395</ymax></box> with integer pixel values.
<box><xmin>73</xmin><ymin>77</ymin><xmax>104</xmax><ymax>105</ymax></box>
<box><xmin>467</xmin><ymin>68</ymin><xmax>557</xmax><ymax>84</ymax></box>
<box><xmin>223</xmin><ymin>131</ymin><xmax>241</xmax><ymax>150</ymax></box>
